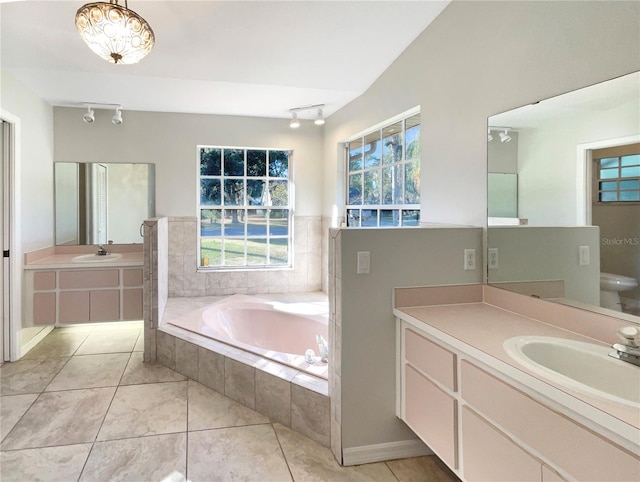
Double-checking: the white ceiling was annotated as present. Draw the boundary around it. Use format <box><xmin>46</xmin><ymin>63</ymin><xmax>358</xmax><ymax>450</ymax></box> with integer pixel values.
<box><xmin>1</xmin><ymin>0</ymin><xmax>450</xmax><ymax>119</ymax></box>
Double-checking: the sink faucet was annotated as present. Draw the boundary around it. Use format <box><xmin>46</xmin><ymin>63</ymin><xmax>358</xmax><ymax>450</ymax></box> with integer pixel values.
<box><xmin>609</xmin><ymin>326</ymin><xmax>640</xmax><ymax>367</ymax></box>
<box><xmin>97</xmin><ymin>244</ymin><xmax>109</xmax><ymax>256</ymax></box>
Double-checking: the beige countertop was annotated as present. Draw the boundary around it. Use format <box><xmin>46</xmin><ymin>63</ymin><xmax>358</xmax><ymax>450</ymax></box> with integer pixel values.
<box><xmin>24</xmin><ymin>251</ymin><xmax>143</xmax><ymax>269</ymax></box>
<box><xmin>394</xmin><ymin>301</ymin><xmax>640</xmax><ymax>450</ymax></box>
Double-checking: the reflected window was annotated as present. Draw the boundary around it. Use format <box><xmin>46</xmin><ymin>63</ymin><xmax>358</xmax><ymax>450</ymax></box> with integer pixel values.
<box><xmin>595</xmin><ymin>150</ymin><xmax>640</xmax><ymax>203</ymax></box>
<box><xmin>198</xmin><ymin>146</ymin><xmax>292</xmax><ymax>268</ymax></box>
<box><xmin>346</xmin><ymin>111</ymin><xmax>420</xmax><ymax>227</ymax></box>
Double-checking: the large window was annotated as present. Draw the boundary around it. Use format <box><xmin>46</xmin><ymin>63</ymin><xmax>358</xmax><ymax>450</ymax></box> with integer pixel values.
<box><xmin>594</xmin><ymin>146</ymin><xmax>640</xmax><ymax>203</ymax></box>
<box><xmin>198</xmin><ymin>146</ymin><xmax>292</xmax><ymax>268</ymax></box>
<box><xmin>346</xmin><ymin>112</ymin><xmax>420</xmax><ymax>227</ymax></box>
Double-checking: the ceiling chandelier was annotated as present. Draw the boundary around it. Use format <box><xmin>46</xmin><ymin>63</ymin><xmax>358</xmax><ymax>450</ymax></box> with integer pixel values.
<box><xmin>75</xmin><ymin>1</ymin><xmax>155</xmax><ymax>65</ymax></box>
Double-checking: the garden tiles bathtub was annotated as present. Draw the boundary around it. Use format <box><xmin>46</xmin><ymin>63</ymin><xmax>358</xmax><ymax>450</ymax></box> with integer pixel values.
<box><xmin>157</xmin><ymin>292</ymin><xmax>331</xmax><ymax>447</ymax></box>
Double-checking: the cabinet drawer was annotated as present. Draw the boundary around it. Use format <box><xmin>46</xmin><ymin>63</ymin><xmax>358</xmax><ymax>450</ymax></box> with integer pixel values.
<box><xmin>461</xmin><ymin>360</ymin><xmax>639</xmax><ymax>481</ymax></box>
<box><xmin>405</xmin><ymin>364</ymin><xmax>458</xmax><ymax>469</ymax></box>
<box><xmin>462</xmin><ymin>406</ymin><xmax>540</xmax><ymax>481</ymax></box>
<box><xmin>405</xmin><ymin>327</ymin><xmax>456</xmax><ymax>391</ymax></box>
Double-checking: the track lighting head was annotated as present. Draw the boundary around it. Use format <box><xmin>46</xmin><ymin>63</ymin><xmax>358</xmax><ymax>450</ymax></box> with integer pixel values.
<box><xmin>112</xmin><ymin>107</ymin><xmax>123</xmax><ymax>125</ymax></box>
<box><xmin>487</xmin><ymin>128</ymin><xmax>493</xmax><ymax>142</ymax></box>
<box><xmin>314</xmin><ymin>107</ymin><xmax>325</xmax><ymax>125</ymax></box>
<box><xmin>289</xmin><ymin>112</ymin><xmax>300</xmax><ymax>129</ymax></box>
<box><xmin>83</xmin><ymin>107</ymin><xmax>95</xmax><ymax>124</ymax></box>
<box><xmin>499</xmin><ymin>129</ymin><xmax>512</xmax><ymax>143</ymax></box>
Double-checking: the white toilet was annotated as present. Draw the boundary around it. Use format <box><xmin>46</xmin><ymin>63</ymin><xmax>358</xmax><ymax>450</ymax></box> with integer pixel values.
<box><xmin>600</xmin><ymin>272</ymin><xmax>638</xmax><ymax>311</ymax></box>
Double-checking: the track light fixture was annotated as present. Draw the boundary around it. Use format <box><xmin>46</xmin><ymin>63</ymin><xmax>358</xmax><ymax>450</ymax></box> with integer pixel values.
<box><xmin>487</xmin><ymin>128</ymin><xmax>493</xmax><ymax>142</ymax></box>
<box><xmin>288</xmin><ymin>104</ymin><xmax>325</xmax><ymax>129</ymax></box>
<box><xmin>499</xmin><ymin>129</ymin><xmax>512</xmax><ymax>143</ymax></box>
<box><xmin>83</xmin><ymin>106</ymin><xmax>95</xmax><ymax>123</ymax></box>
<box><xmin>112</xmin><ymin>107</ymin><xmax>123</xmax><ymax>125</ymax></box>
<box><xmin>289</xmin><ymin>112</ymin><xmax>300</xmax><ymax>129</ymax></box>
<box><xmin>82</xmin><ymin>103</ymin><xmax>124</xmax><ymax>125</ymax></box>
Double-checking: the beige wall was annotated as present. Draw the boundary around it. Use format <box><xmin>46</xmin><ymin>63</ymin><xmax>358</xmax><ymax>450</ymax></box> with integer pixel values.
<box><xmin>322</xmin><ymin>0</ymin><xmax>640</xmax><ymax>227</ymax></box>
<box><xmin>53</xmin><ymin>108</ymin><xmax>324</xmax><ymax>219</ymax></box>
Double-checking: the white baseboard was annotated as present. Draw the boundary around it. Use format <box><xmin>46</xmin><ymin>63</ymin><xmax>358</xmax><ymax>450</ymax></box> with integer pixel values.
<box><xmin>19</xmin><ymin>326</ymin><xmax>54</xmax><ymax>359</ymax></box>
<box><xmin>342</xmin><ymin>439</ymin><xmax>432</xmax><ymax>466</ymax></box>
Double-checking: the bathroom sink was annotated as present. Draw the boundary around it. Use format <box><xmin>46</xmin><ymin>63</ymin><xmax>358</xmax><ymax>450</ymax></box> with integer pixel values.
<box><xmin>504</xmin><ymin>336</ymin><xmax>639</xmax><ymax>407</ymax></box>
<box><xmin>72</xmin><ymin>253</ymin><xmax>122</xmax><ymax>263</ymax></box>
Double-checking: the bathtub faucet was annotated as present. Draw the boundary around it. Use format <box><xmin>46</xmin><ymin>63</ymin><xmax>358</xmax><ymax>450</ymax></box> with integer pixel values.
<box><xmin>316</xmin><ymin>335</ymin><xmax>329</xmax><ymax>363</ymax></box>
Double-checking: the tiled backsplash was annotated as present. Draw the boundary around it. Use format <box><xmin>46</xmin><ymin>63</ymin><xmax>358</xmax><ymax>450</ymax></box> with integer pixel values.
<box><xmin>166</xmin><ymin>216</ymin><xmax>323</xmax><ymax>297</ymax></box>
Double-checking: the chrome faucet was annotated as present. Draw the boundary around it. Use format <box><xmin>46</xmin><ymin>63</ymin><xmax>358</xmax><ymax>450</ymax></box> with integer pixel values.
<box><xmin>97</xmin><ymin>244</ymin><xmax>109</xmax><ymax>256</ymax></box>
<box><xmin>609</xmin><ymin>326</ymin><xmax>640</xmax><ymax>367</ymax></box>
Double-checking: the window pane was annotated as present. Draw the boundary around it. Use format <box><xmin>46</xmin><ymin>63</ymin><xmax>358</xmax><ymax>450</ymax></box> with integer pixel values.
<box><xmin>269</xmin><ymin>151</ymin><xmax>289</xmax><ymax>178</ymax></box>
<box><xmin>246</xmin><ymin>238</ymin><xmax>267</xmax><ymax>265</ymax></box>
<box><xmin>620</xmin><ymin>179</ymin><xmax>639</xmax><ymax>190</ymax></box>
<box><xmin>405</xmin><ymin>117</ymin><xmax>420</xmax><ymax>160</ymax></box>
<box><xmin>599</xmin><ymin>168</ymin><xmax>619</xmax><ymax>179</ymax></box>
<box><xmin>620</xmin><ymin>191</ymin><xmax>640</xmax><ymax>201</ymax></box>
<box><xmin>269</xmin><ymin>209</ymin><xmax>289</xmax><ymax>235</ymax></box>
<box><xmin>382</xmin><ymin>122</ymin><xmax>403</xmax><ymax>165</ymax></box>
<box><xmin>224</xmin><ymin>149</ymin><xmax>245</xmax><ymax>176</ymax></box>
<box><xmin>246</xmin><ymin>209</ymin><xmax>267</xmax><ymax>236</ymax></box>
<box><xmin>621</xmin><ymin>166</ymin><xmax>640</xmax><ymax>178</ymax></box>
<box><xmin>364</xmin><ymin>171</ymin><xmax>380</xmax><ymax>204</ymax></box>
<box><xmin>380</xmin><ymin>210</ymin><xmax>400</xmax><ymax>226</ymax></box>
<box><xmin>200</xmin><ymin>209</ymin><xmax>222</xmax><ymax>236</ymax></box>
<box><xmin>621</xmin><ymin>154</ymin><xmax>640</xmax><ymax>167</ymax></box>
<box><xmin>224</xmin><ymin>179</ymin><xmax>244</xmax><ymax>205</ymax></box>
<box><xmin>600</xmin><ymin>157</ymin><xmax>619</xmax><ymax>169</ymax></box>
<box><xmin>247</xmin><ymin>150</ymin><xmax>266</xmax><ymax>177</ymax></box>
<box><xmin>269</xmin><ymin>238</ymin><xmax>289</xmax><ymax>265</ymax></box>
<box><xmin>599</xmin><ymin>181</ymin><xmax>617</xmax><ymax>191</ymax></box>
<box><xmin>349</xmin><ymin>139</ymin><xmax>363</xmax><ymax>172</ymax></box>
<box><xmin>404</xmin><ymin>160</ymin><xmax>420</xmax><ymax>204</ymax></box>
<box><xmin>200</xmin><ymin>179</ymin><xmax>221</xmax><ymax>205</ymax></box>
<box><xmin>200</xmin><ymin>238</ymin><xmax>221</xmax><ymax>266</ymax></box>
<box><xmin>364</xmin><ymin>131</ymin><xmax>381</xmax><ymax>168</ymax></box>
<box><xmin>247</xmin><ymin>179</ymin><xmax>266</xmax><ymax>205</ymax></box>
<box><xmin>200</xmin><ymin>148</ymin><xmax>221</xmax><ymax>176</ymax></box>
<box><xmin>362</xmin><ymin>209</ymin><xmax>378</xmax><ymax>227</ymax></box>
<box><xmin>346</xmin><ymin>209</ymin><xmax>360</xmax><ymax>227</ymax></box>
<box><xmin>402</xmin><ymin>210</ymin><xmax>420</xmax><ymax>226</ymax></box>
<box><xmin>600</xmin><ymin>191</ymin><xmax>618</xmax><ymax>202</ymax></box>
<box><xmin>222</xmin><ymin>209</ymin><xmax>245</xmax><ymax>236</ymax></box>
<box><xmin>224</xmin><ymin>240</ymin><xmax>246</xmax><ymax>266</ymax></box>
<box><xmin>382</xmin><ymin>165</ymin><xmax>403</xmax><ymax>204</ymax></box>
<box><xmin>269</xmin><ymin>180</ymin><xmax>288</xmax><ymax>206</ymax></box>
<box><xmin>349</xmin><ymin>174</ymin><xmax>362</xmax><ymax>204</ymax></box>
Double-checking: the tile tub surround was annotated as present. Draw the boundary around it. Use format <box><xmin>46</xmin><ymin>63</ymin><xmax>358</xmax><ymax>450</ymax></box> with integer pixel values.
<box><xmin>158</xmin><ymin>296</ymin><xmax>332</xmax><ymax>448</ymax></box>
<box><xmin>166</xmin><ymin>216</ymin><xmax>323</xmax><ymax>297</ymax></box>
<box><xmin>1</xmin><ymin>325</ymin><xmax>459</xmax><ymax>481</ymax></box>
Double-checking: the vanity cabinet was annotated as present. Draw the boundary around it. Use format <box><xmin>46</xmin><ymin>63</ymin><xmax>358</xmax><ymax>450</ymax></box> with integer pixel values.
<box><xmin>27</xmin><ymin>267</ymin><xmax>143</xmax><ymax>325</ymax></box>
<box><xmin>397</xmin><ymin>319</ymin><xmax>639</xmax><ymax>482</ymax></box>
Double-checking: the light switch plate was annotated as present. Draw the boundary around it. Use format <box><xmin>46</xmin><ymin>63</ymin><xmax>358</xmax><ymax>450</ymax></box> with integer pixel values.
<box><xmin>357</xmin><ymin>251</ymin><xmax>370</xmax><ymax>274</ymax></box>
<box><xmin>579</xmin><ymin>246</ymin><xmax>590</xmax><ymax>266</ymax></box>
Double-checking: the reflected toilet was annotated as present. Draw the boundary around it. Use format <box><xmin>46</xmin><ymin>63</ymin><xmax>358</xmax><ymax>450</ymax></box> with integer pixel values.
<box><xmin>600</xmin><ymin>272</ymin><xmax>638</xmax><ymax>311</ymax></box>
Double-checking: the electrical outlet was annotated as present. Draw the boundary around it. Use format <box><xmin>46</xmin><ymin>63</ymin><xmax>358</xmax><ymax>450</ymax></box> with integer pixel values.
<box><xmin>357</xmin><ymin>251</ymin><xmax>370</xmax><ymax>274</ymax></box>
<box><xmin>488</xmin><ymin>248</ymin><xmax>499</xmax><ymax>269</ymax></box>
<box><xmin>579</xmin><ymin>246</ymin><xmax>590</xmax><ymax>266</ymax></box>
<box><xmin>464</xmin><ymin>249</ymin><xmax>476</xmax><ymax>271</ymax></box>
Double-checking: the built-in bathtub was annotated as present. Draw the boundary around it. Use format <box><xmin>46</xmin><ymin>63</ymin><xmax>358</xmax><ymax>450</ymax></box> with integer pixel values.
<box><xmin>167</xmin><ymin>293</ymin><xmax>329</xmax><ymax>379</ymax></box>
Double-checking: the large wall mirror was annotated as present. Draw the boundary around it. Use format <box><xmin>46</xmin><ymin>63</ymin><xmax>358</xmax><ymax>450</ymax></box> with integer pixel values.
<box><xmin>487</xmin><ymin>71</ymin><xmax>640</xmax><ymax>324</ymax></box>
<box><xmin>55</xmin><ymin>162</ymin><xmax>156</xmax><ymax>245</ymax></box>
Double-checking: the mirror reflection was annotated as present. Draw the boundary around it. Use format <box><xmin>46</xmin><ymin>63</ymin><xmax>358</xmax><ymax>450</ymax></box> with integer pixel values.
<box><xmin>487</xmin><ymin>71</ymin><xmax>640</xmax><ymax>322</ymax></box>
<box><xmin>55</xmin><ymin>162</ymin><xmax>156</xmax><ymax>245</ymax></box>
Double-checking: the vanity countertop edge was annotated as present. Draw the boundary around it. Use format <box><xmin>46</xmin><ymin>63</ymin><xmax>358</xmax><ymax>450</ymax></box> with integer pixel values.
<box><xmin>24</xmin><ymin>251</ymin><xmax>144</xmax><ymax>269</ymax></box>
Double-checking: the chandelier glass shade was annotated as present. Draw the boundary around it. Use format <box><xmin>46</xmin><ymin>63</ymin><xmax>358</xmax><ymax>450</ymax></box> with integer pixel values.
<box><xmin>75</xmin><ymin>1</ymin><xmax>155</xmax><ymax>64</ymax></box>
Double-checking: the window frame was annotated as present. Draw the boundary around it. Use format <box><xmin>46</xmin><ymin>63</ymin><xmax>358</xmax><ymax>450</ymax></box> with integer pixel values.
<box><xmin>344</xmin><ymin>108</ymin><xmax>421</xmax><ymax>228</ymax></box>
<box><xmin>593</xmin><ymin>148</ymin><xmax>640</xmax><ymax>204</ymax></box>
<box><xmin>197</xmin><ymin>145</ymin><xmax>294</xmax><ymax>270</ymax></box>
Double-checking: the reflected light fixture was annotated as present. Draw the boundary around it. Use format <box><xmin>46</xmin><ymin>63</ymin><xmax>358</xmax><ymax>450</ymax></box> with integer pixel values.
<box><xmin>499</xmin><ymin>129</ymin><xmax>512</xmax><ymax>143</ymax></box>
<box><xmin>314</xmin><ymin>107</ymin><xmax>325</xmax><ymax>125</ymax></box>
<box><xmin>83</xmin><ymin>106</ymin><xmax>95</xmax><ymax>123</ymax></box>
<box><xmin>487</xmin><ymin>128</ymin><xmax>493</xmax><ymax>142</ymax></box>
<box><xmin>75</xmin><ymin>0</ymin><xmax>155</xmax><ymax>64</ymax></box>
<box><xmin>289</xmin><ymin>112</ymin><xmax>300</xmax><ymax>129</ymax></box>
<box><xmin>112</xmin><ymin>107</ymin><xmax>123</xmax><ymax>124</ymax></box>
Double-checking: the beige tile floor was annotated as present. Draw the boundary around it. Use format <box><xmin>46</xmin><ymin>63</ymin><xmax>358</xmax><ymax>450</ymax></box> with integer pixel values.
<box><xmin>0</xmin><ymin>322</ymin><xmax>459</xmax><ymax>482</ymax></box>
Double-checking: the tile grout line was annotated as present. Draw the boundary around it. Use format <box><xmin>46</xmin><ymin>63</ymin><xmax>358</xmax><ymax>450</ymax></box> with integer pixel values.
<box><xmin>271</xmin><ymin>423</ymin><xmax>296</xmax><ymax>482</ymax></box>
